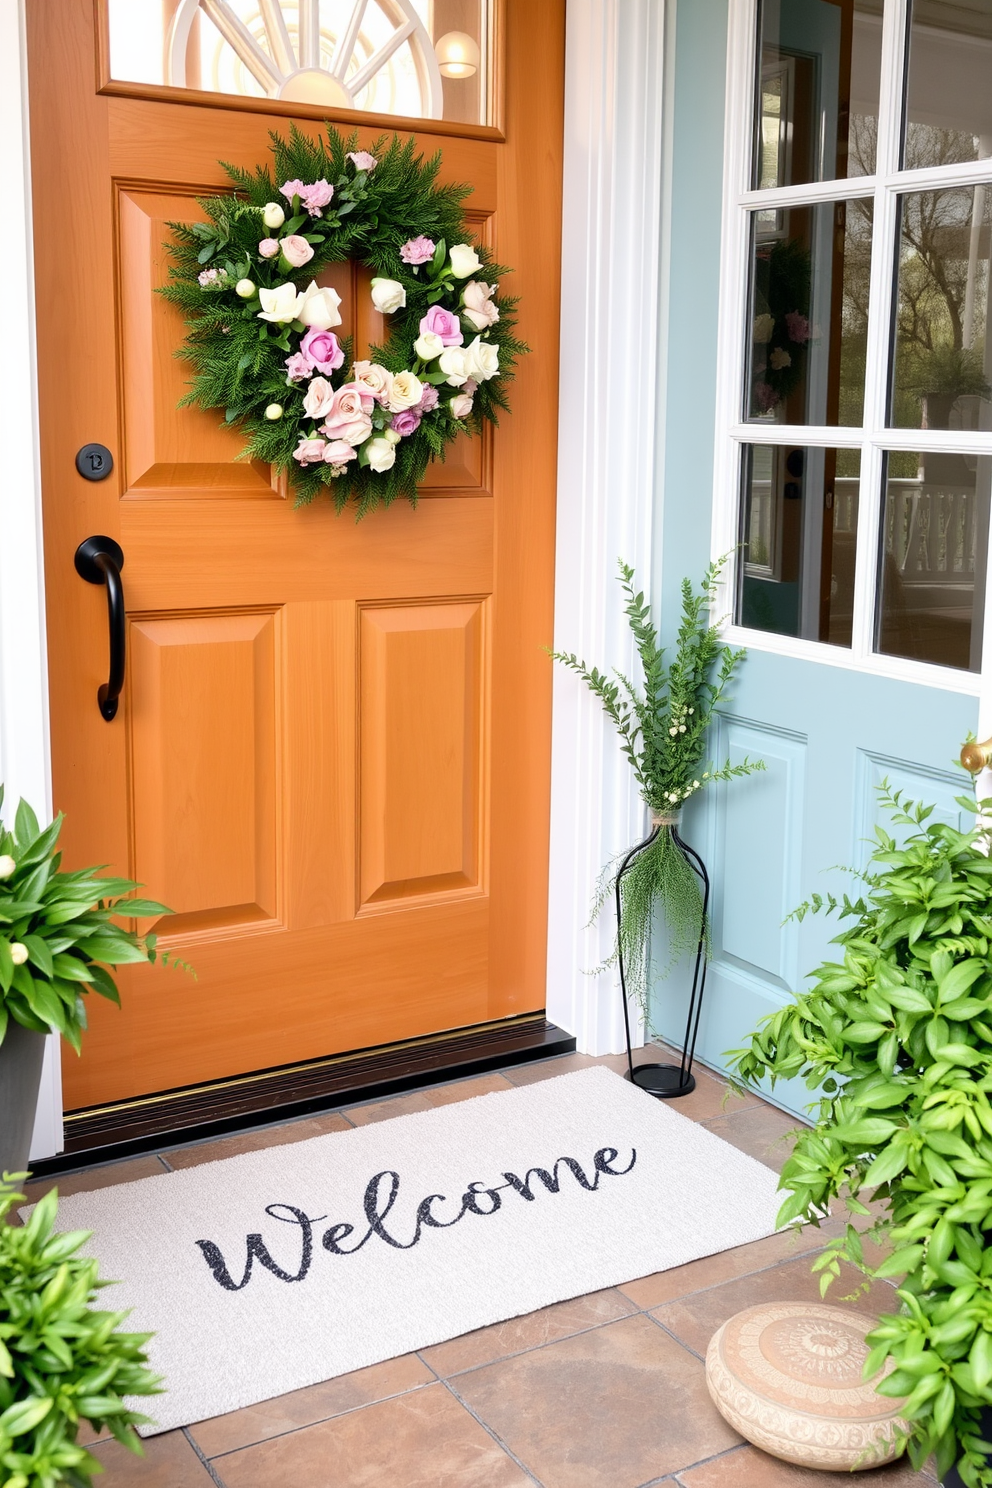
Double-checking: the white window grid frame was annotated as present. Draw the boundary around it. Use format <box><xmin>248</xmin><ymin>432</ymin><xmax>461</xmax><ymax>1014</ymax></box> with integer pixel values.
<box><xmin>710</xmin><ymin>0</ymin><xmax>992</xmax><ymax>697</ymax></box>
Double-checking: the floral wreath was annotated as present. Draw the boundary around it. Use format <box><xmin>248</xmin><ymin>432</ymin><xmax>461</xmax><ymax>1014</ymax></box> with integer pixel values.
<box><xmin>163</xmin><ymin>125</ymin><xmax>523</xmax><ymax>516</ymax></box>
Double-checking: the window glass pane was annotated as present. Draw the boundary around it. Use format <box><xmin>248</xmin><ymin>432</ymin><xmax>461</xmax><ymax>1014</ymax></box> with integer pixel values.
<box><xmin>889</xmin><ymin>186</ymin><xmax>992</xmax><ymax>431</ymax></box>
<box><xmin>107</xmin><ymin>0</ymin><xmax>490</xmax><ymax>126</ymax></box>
<box><xmin>753</xmin><ymin>0</ymin><xmax>882</xmax><ymax>188</ymax></box>
<box><xmin>904</xmin><ymin>1</ymin><xmax>992</xmax><ymax>171</ymax></box>
<box><xmin>737</xmin><ymin>444</ymin><xmax>861</xmax><ymax>646</ymax></box>
<box><xmin>746</xmin><ymin>198</ymin><xmax>872</xmax><ymax>425</ymax></box>
<box><xmin>876</xmin><ymin>451</ymin><xmax>991</xmax><ymax>671</ymax></box>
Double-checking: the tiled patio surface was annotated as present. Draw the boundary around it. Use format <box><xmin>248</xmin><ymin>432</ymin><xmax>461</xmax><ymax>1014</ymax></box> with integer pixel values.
<box><xmin>24</xmin><ymin>1048</ymin><xmax>937</xmax><ymax>1488</ymax></box>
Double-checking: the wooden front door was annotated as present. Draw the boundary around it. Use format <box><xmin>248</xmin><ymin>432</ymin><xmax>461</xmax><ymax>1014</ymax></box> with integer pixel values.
<box><xmin>27</xmin><ymin>1</ymin><xmax>563</xmax><ymax>1111</ymax></box>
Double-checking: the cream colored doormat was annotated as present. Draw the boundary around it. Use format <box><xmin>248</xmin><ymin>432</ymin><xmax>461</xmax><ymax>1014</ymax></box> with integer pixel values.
<box><xmin>33</xmin><ymin>1067</ymin><xmax>783</xmax><ymax>1433</ymax></box>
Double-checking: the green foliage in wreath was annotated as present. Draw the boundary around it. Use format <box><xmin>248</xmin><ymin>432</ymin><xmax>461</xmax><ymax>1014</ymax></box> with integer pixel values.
<box><xmin>161</xmin><ymin>125</ymin><xmax>525</xmax><ymax>517</ymax></box>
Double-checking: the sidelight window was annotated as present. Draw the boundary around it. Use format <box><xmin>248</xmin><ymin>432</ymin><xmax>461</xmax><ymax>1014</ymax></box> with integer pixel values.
<box><xmin>719</xmin><ymin>0</ymin><xmax>992</xmax><ymax>682</ymax></box>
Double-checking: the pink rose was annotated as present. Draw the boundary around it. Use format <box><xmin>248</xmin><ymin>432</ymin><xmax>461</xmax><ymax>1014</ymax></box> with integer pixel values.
<box><xmin>323</xmin><ymin>440</ymin><xmax>358</xmax><ymax>464</ymax></box>
<box><xmin>284</xmin><ymin>351</ymin><xmax>311</xmax><ymax>381</ymax></box>
<box><xmin>753</xmin><ymin>381</ymin><xmax>779</xmax><ymax>413</ymax></box>
<box><xmin>419</xmin><ymin>305</ymin><xmax>463</xmax><ymax>347</ymax></box>
<box><xmin>259</xmin><ymin>238</ymin><xmax>280</xmax><ymax>259</ymax></box>
<box><xmin>417</xmin><ymin>385</ymin><xmax>440</xmax><ymax>412</ymax></box>
<box><xmin>321</xmin><ymin>382</ymin><xmax>375</xmax><ymax>445</ymax></box>
<box><xmin>303</xmin><ymin>376</ymin><xmax>336</xmax><ymax>418</ymax></box>
<box><xmin>463</xmin><ymin>379</ymin><xmax>478</xmax><ymax>396</ymax></box>
<box><xmin>351</xmin><ymin>360</ymin><xmax>393</xmax><ymax>404</ymax></box>
<box><xmin>462</xmin><ymin>280</ymin><xmax>499</xmax><ymax>331</ymax></box>
<box><xmin>301</xmin><ymin>327</ymin><xmax>344</xmax><ymax>373</ymax></box>
<box><xmin>390</xmin><ymin>409</ymin><xmax>421</xmax><ymax>436</ymax></box>
<box><xmin>785</xmin><ymin>311</ymin><xmax>810</xmax><ymax>345</ymax></box>
<box><xmin>450</xmin><ymin>393</ymin><xmax>474</xmax><ymax>419</ymax></box>
<box><xmin>348</xmin><ymin>151</ymin><xmax>378</xmax><ymax>172</ymax></box>
<box><xmin>400</xmin><ymin>235</ymin><xmax>435</xmax><ymax>265</ymax></box>
<box><xmin>281</xmin><ymin>234</ymin><xmax>314</xmax><ymax>269</ymax></box>
<box><xmin>293</xmin><ymin>437</ymin><xmax>326</xmax><ymax>465</ymax></box>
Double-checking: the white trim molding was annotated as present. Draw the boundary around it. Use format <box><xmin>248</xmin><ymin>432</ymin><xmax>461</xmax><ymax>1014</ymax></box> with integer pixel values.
<box><xmin>545</xmin><ymin>0</ymin><xmax>667</xmax><ymax>1055</ymax></box>
<box><xmin>0</xmin><ymin>0</ymin><xmax>61</xmax><ymax>1159</ymax></box>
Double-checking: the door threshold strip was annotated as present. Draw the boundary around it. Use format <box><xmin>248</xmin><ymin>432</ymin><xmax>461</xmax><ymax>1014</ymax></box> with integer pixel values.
<box><xmin>30</xmin><ymin>1015</ymin><xmax>576</xmax><ymax>1177</ymax></box>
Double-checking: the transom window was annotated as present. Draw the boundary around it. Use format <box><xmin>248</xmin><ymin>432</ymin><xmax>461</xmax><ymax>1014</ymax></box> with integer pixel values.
<box><xmin>720</xmin><ymin>0</ymin><xmax>992</xmax><ymax>682</ymax></box>
<box><xmin>105</xmin><ymin>0</ymin><xmax>489</xmax><ymax>126</ymax></box>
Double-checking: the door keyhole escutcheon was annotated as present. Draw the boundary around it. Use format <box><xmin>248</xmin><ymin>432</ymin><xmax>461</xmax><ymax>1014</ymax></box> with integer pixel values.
<box><xmin>75</xmin><ymin>443</ymin><xmax>114</xmax><ymax>481</ymax></box>
<box><xmin>74</xmin><ymin>536</ymin><xmax>126</xmax><ymax>721</ymax></box>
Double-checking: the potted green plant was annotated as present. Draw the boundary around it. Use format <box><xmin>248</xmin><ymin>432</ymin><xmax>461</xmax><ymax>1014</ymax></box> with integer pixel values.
<box><xmin>906</xmin><ymin>344</ymin><xmax>991</xmax><ymax>428</ymax></box>
<box><xmin>0</xmin><ymin>1176</ymin><xmax>161</xmax><ymax>1485</ymax></box>
<box><xmin>729</xmin><ymin>785</ymin><xmax>992</xmax><ymax>1486</ymax></box>
<box><xmin>0</xmin><ymin>788</ymin><xmax>176</xmax><ymax>1175</ymax></box>
<box><xmin>552</xmin><ymin>560</ymin><xmax>761</xmax><ymax>1067</ymax></box>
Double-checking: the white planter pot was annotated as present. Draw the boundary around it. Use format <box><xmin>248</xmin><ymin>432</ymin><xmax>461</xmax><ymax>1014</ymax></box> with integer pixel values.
<box><xmin>0</xmin><ymin>1021</ymin><xmax>46</xmax><ymax>1176</ymax></box>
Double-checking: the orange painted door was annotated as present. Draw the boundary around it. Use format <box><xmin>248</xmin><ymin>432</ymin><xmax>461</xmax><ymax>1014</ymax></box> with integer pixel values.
<box><xmin>27</xmin><ymin>1</ymin><xmax>563</xmax><ymax>1110</ymax></box>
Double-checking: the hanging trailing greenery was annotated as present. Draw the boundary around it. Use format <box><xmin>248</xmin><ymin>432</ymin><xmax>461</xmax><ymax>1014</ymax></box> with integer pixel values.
<box><xmin>552</xmin><ymin>559</ymin><xmax>761</xmax><ymax>1014</ymax></box>
<box><xmin>162</xmin><ymin>124</ymin><xmax>525</xmax><ymax>517</ymax></box>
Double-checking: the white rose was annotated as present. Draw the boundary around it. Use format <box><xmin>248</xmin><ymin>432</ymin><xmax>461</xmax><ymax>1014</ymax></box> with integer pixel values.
<box><xmin>366</xmin><ymin>436</ymin><xmax>397</xmax><ymax>473</ymax></box>
<box><xmin>449</xmin><ymin>243</ymin><xmax>482</xmax><ymax>278</ymax></box>
<box><xmin>351</xmin><ymin>360</ymin><xmax>393</xmax><ymax>404</ymax></box>
<box><xmin>257</xmin><ymin>282</ymin><xmax>305</xmax><ymax>324</ymax></box>
<box><xmin>752</xmin><ymin>313</ymin><xmax>775</xmax><ymax>344</ymax></box>
<box><xmin>303</xmin><ymin>376</ymin><xmax>336</xmax><ymax>418</ymax></box>
<box><xmin>262</xmin><ymin>202</ymin><xmax>286</xmax><ymax>229</ymax></box>
<box><xmin>463</xmin><ymin>335</ymin><xmax>499</xmax><ymax>382</ymax></box>
<box><xmin>235</xmin><ymin>278</ymin><xmax>256</xmax><ymax>299</ymax></box>
<box><xmin>387</xmin><ymin>370</ymin><xmax>424</xmax><ymax>412</ymax></box>
<box><xmin>370</xmin><ymin>277</ymin><xmax>407</xmax><ymax>314</ymax></box>
<box><xmin>462</xmin><ymin>280</ymin><xmax>499</xmax><ymax>332</ymax></box>
<box><xmin>414</xmin><ymin>331</ymin><xmax>444</xmax><ymax>361</ymax></box>
<box><xmin>298</xmin><ymin>281</ymin><xmax>343</xmax><ymax>330</ymax></box>
<box><xmin>0</xmin><ymin>854</ymin><xmax>14</xmax><ymax>878</ymax></box>
<box><xmin>9</xmin><ymin>942</ymin><xmax>28</xmax><ymax>966</ymax></box>
<box><xmin>438</xmin><ymin>346</ymin><xmax>469</xmax><ymax>386</ymax></box>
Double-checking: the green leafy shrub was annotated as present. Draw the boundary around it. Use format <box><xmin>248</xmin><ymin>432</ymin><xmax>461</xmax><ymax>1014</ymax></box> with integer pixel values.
<box><xmin>0</xmin><ymin>788</ymin><xmax>182</xmax><ymax>1050</ymax></box>
<box><xmin>552</xmin><ymin>559</ymin><xmax>760</xmax><ymax>1007</ymax></box>
<box><xmin>730</xmin><ymin>785</ymin><xmax>992</xmax><ymax>1485</ymax></box>
<box><xmin>0</xmin><ymin>1177</ymin><xmax>161</xmax><ymax>1487</ymax></box>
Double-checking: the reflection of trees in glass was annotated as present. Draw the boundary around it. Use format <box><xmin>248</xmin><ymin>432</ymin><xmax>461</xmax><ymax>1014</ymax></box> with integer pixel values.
<box><xmin>892</xmin><ymin>130</ymin><xmax>992</xmax><ymax>429</ymax></box>
<box><xmin>839</xmin><ymin>196</ymin><xmax>872</xmax><ymax>432</ymax></box>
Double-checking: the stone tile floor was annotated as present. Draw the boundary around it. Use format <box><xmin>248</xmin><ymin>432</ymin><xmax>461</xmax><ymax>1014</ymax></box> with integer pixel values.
<box><xmin>23</xmin><ymin>1047</ymin><xmax>937</xmax><ymax>1488</ymax></box>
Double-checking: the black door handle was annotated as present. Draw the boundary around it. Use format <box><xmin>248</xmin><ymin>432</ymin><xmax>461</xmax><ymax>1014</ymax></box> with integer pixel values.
<box><xmin>74</xmin><ymin>536</ymin><xmax>126</xmax><ymax>721</ymax></box>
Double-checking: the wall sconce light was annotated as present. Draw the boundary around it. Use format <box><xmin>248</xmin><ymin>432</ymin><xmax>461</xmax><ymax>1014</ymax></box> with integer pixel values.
<box><xmin>434</xmin><ymin>31</ymin><xmax>480</xmax><ymax>79</ymax></box>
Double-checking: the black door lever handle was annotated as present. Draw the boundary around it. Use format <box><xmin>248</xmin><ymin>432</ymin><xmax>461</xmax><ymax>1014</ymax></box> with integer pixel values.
<box><xmin>74</xmin><ymin>536</ymin><xmax>126</xmax><ymax>721</ymax></box>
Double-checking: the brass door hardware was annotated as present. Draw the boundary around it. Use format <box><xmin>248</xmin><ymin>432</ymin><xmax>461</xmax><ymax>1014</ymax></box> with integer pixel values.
<box><xmin>961</xmin><ymin>736</ymin><xmax>992</xmax><ymax>773</ymax></box>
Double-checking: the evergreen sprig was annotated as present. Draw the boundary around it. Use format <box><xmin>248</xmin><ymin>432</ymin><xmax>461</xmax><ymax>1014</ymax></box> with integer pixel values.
<box><xmin>0</xmin><ymin>1178</ymin><xmax>161</xmax><ymax>1487</ymax></box>
<box><xmin>162</xmin><ymin>125</ymin><xmax>525</xmax><ymax>518</ymax></box>
<box><xmin>729</xmin><ymin>785</ymin><xmax>992</xmax><ymax>1486</ymax></box>
<box><xmin>0</xmin><ymin>788</ymin><xmax>185</xmax><ymax>1051</ymax></box>
<box><xmin>553</xmin><ymin>560</ymin><xmax>760</xmax><ymax>1011</ymax></box>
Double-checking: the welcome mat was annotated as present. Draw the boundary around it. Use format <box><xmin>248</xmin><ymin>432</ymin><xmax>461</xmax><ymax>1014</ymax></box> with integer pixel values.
<box><xmin>34</xmin><ymin>1067</ymin><xmax>784</xmax><ymax>1433</ymax></box>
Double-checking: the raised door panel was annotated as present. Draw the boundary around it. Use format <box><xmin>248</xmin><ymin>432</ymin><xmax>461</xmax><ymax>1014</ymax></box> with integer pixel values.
<box><xmin>359</xmin><ymin>599</ymin><xmax>487</xmax><ymax>906</ymax></box>
<box><xmin>128</xmin><ymin>610</ymin><xmax>279</xmax><ymax>930</ymax></box>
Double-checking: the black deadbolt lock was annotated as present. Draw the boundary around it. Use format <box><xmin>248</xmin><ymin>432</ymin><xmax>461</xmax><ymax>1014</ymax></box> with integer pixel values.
<box><xmin>75</xmin><ymin>443</ymin><xmax>114</xmax><ymax>481</ymax></box>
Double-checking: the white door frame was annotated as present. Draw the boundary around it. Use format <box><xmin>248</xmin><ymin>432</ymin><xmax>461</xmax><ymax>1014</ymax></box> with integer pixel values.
<box><xmin>4</xmin><ymin>0</ymin><xmax>668</xmax><ymax>1159</ymax></box>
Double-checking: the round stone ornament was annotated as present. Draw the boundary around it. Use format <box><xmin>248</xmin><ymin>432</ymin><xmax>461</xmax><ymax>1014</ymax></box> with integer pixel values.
<box><xmin>705</xmin><ymin>1302</ymin><xmax>909</xmax><ymax>1472</ymax></box>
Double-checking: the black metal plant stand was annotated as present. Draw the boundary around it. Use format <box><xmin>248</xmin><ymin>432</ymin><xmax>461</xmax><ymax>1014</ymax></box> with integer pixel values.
<box><xmin>615</xmin><ymin>820</ymin><xmax>710</xmax><ymax>1098</ymax></box>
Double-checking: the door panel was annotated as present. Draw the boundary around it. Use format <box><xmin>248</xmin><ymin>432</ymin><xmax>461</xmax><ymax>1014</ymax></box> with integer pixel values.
<box><xmin>29</xmin><ymin>0</ymin><xmax>564</xmax><ymax>1109</ymax></box>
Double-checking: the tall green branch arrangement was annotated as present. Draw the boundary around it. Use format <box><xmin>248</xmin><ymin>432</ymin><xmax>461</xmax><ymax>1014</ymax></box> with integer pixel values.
<box><xmin>0</xmin><ymin>1179</ymin><xmax>161</xmax><ymax>1487</ymax></box>
<box><xmin>729</xmin><ymin>785</ymin><xmax>992</xmax><ymax>1486</ymax></box>
<box><xmin>0</xmin><ymin>788</ymin><xmax>183</xmax><ymax>1051</ymax></box>
<box><xmin>552</xmin><ymin>560</ymin><xmax>761</xmax><ymax>1011</ymax></box>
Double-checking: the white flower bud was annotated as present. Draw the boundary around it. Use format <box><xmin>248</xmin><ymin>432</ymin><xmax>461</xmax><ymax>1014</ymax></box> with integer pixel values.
<box><xmin>0</xmin><ymin>854</ymin><xmax>15</xmax><ymax>878</ymax></box>
<box><xmin>383</xmin><ymin>428</ymin><xmax>401</xmax><ymax>445</ymax></box>
<box><xmin>9</xmin><ymin>942</ymin><xmax>28</xmax><ymax>965</ymax></box>
<box><xmin>263</xmin><ymin>202</ymin><xmax>285</xmax><ymax>230</ymax></box>
<box><xmin>264</xmin><ymin>403</ymin><xmax>284</xmax><ymax>421</ymax></box>
<box><xmin>235</xmin><ymin>279</ymin><xmax>257</xmax><ymax>299</ymax></box>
